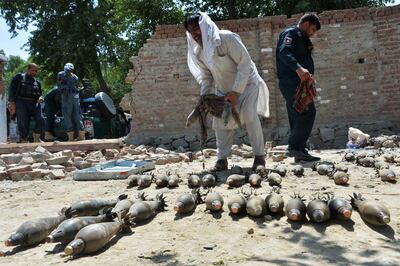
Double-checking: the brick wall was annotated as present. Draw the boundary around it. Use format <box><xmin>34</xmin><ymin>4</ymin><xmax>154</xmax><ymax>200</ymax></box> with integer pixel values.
<box><xmin>122</xmin><ymin>5</ymin><xmax>400</xmax><ymax>145</ymax></box>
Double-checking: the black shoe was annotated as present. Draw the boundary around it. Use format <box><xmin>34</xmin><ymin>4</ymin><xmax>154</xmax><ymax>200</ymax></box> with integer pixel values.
<box><xmin>285</xmin><ymin>149</ymin><xmax>305</xmax><ymax>158</ymax></box>
<box><xmin>211</xmin><ymin>159</ymin><xmax>228</xmax><ymax>171</ymax></box>
<box><xmin>252</xmin><ymin>156</ymin><xmax>266</xmax><ymax>171</ymax></box>
<box><xmin>301</xmin><ymin>149</ymin><xmax>321</xmax><ymax>160</ymax></box>
<box><xmin>295</xmin><ymin>150</ymin><xmax>320</xmax><ymax>162</ymax></box>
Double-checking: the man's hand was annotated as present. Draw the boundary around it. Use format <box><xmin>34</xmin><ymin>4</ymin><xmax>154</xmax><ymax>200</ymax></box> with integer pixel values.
<box><xmin>38</xmin><ymin>96</ymin><xmax>44</xmax><ymax>103</ymax></box>
<box><xmin>8</xmin><ymin>101</ymin><xmax>16</xmax><ymax>115</ymax></box>
<box><xmin>224</xmin><ymin>91</ymin><xmax>239</xmax><ymax>106</ymax></box>
<box><xmin>296</xmin><ymin>67</ymin><xmax>312</xmax><ymax>82</ymax></box>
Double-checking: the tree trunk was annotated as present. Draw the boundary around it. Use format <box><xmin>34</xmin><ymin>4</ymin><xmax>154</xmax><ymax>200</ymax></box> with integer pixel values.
<box><xmin>227</xmin><ymin>0</ymin><xmax>238</xmax><ymax>19</ymax></box>
<box><xmin>85</xmin><ymin>21</ymin><xmax>110</xmax><ymax>95</ymax></box>
<box><xmin>93</xmin><ymin>59</ymin><xmax>110</xmax><ymax>94</ymax></box>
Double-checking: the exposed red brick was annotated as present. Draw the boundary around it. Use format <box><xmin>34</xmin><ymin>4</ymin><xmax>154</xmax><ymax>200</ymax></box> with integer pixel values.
<box><xmin>123</xmin><ymin>5</ymin><xmax>400</xmax><ymax>135</ymax></box>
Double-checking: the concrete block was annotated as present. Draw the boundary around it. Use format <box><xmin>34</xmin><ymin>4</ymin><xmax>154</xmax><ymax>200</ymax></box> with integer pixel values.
<box><xmin>0</xmin><ymin>154</ymin><xmax>22</xmax><ymax>165</ymax></box>
<box><xmin>319</xmin><ymin>127</ymin><xmax>335</xmax><ymax>142</ymax></box>
<box><xmin>49</xmin><ymin>169</ymin><xmax>66</xmax><ymax>180</ymax></box>
<box><xmin>7</xmin><ymin>165</ymin><xmax>32</xmax><ymax>175</ymax></box>
<box><xmin>61</xmin><ymin>150</ymin><xmax>74</xmax><ymax>158</ymax></box>
<box><xmin>172</xmin><ymin>138</ymin><xmax>189</xmax><ymax>149</ymax></box>
<box><xmin>0</xmin><ymin>171</ymin><xmax>8</xmax><ymax>181</ymax></box>
<box><xmin>11</xmin><ymin>170</ymin><xmax>42</xmax><ymax>181</ymax></box>
<box><xmin>49</xmin><ymin>165</ymin><xmax>66</xmax><ymax>170</ymax></box>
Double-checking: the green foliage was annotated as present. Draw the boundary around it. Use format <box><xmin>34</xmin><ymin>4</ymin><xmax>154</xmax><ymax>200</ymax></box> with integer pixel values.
<box><xmin>117</xmin><ymin>0</ymin><xmax>184</xmax><ymax>54</ymax></box>
<box><xmin>0</xmin><ymin>0</ymin><xmax>184</xmax><ymax>102</ymax></box>
<box><xmin>274</xmin><ymin>0</ymin><xmax>393</xmax><ymax>16</ymax></box>
<box><xmin>2</xmin><ymin>54</ymin><xmax>27</xmax><ymax>93</ymax></box>
<box><xmin>0</xmin><ymin>52</ymin><xmax>55</xmax><ymax>94</ymax></box>
<box><xmin>101</xmin><ymin>65</ymin><xmax>131</xmax><ymax>104</ymax></box>
<box><xmin>182</xmin><ymin>0</ymin><xmax>276</xmax><ymax>20</ymax></box>
<box><xmin>1</xmin><ymin>1</ymin><xmax>116</xmax><ymax>93</ymax></box>
<box><xmin>0</xmin><ymin>0</ymin><xmax>394</xmax><ymax>104</ymax></box>
<box><xmin>182</xmin><ymin>0</ymin><xmax>393</xmax><ymax>18</ymax></box>
<box><xmin>109</xmin><ymin>0</ymin><xmax>184</xmax><ymax>102</ymax></box>
<box><xmin>4</xmin><ymin>55</ymin><xmax>25</xmax><ymax>74</ymax></box>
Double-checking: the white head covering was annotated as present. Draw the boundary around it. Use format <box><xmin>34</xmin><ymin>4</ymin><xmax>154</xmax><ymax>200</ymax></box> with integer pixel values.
<box><xmin>64</xmin><ymin>63</ymin><xmax>74</xmax><ymax>72</ymax></box>
<box><xmin>186</xmin><ymin>12</ymin><xmax>270</xmax><ymax>121</ymax></box>
<box><xmin>186</xmin><ymin>12</ymin><xmax>221</xmax><ymax>83</ymax></box>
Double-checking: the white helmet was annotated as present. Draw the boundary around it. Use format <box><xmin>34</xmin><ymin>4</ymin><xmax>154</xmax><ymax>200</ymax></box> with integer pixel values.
<box><xmin>64</xmin><ymin>63</ymin><xmax>74</xmax><ymax>72</ymax></box>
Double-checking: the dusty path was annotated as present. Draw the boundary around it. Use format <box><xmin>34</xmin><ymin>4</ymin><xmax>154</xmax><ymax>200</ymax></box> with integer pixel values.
<box><xmin>0</xmin><ymin>149</ymin><xmax>399</xmax><ymax>266</ymax></box>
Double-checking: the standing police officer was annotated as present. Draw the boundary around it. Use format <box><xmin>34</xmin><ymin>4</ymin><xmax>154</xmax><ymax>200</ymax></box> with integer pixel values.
<box><xmin>276</xmin><ymin>13</ymin><xmax>321</xmax><ymax>162</ymax></box>
<box><xmin>8</xmin><ymin>63</ymin><xmax>44</xmax><ymax>143</ymax></box>
<box><xmin>58</xmin><ymin>63</ymin><xmax>85</xmax><ymax>141</ymax></box>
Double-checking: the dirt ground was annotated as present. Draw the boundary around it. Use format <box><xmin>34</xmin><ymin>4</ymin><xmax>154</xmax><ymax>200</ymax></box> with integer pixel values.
<box><xmin>0</xmin><ymin>148</ymin><xmax>399</xmax><ymax>266</ymax></box>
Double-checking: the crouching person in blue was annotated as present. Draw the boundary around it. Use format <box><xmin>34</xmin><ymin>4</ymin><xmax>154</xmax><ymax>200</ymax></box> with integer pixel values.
<box><xmin>43</xmin><ymin>86</ymin><xmax>61</xmax><ymax>141</ymax></box>
<box><xmin>276</xmin><ymin>13</ymin><xmax>321</xmax><ymax>162</ymax></box>
<box><xmin>58</xmin><ymin>63</ymin><xmax>85</xmax><ymax>141</ymax></box>
<box><xmin>8</xmin><ymin>63</ymin><xmax>44</xmax><ymax>143</ymax></box>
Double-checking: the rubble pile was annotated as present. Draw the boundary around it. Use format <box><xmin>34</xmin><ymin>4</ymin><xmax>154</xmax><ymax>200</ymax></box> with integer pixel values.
<box><xmin>0</xmin><ymin>143</ymin><xmax>255</xmax><ymax>182</ymax></box>
<box><xmin>129</xmin><ymin>122</ymin><xmax>398</xmax><ymax>150</ymax></box>
<box><xmin>120</xmin><ymin>143</ymin><xmax>253</xmax><ymax>165</ymax></box>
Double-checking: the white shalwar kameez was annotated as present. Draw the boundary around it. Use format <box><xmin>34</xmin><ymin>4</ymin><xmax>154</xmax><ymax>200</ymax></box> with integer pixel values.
<box><xmin>186</xmin><ymin>12</ymin><xmax>270</xmax><ymax>159</ymax></box>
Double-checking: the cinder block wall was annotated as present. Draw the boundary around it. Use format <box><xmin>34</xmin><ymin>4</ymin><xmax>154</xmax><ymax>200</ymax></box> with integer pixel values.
<box><xmin>122</xmin><ymin>5</ymin><xmax>400</xmax><ymax>145</ymax></box>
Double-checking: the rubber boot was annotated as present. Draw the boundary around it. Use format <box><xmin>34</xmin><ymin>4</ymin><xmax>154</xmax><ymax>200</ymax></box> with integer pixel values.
<box><xmin>44</xmin><ymin>131</ymin><xmax>56</xmax><ymax>141</ymax></box>
<box><xmin>33</xmin><ymin>133</ymin><xmax>41</xmax><ymax>143</ymax></box>
<box><xmin>67</xmin><ymin>132</ymin><xmax>74</xmax><ymax>142</ymax></box>
<box><xmin>77</xmin><ymin>131</ymin><xmax>86</xmax><ymax>141</ymax></box>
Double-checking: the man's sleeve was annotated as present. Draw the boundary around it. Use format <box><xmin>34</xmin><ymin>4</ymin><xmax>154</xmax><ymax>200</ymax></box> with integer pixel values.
<box><xmin>277</xmin><ymin>31</ymin><xmax>302</xmax><ymax>71</ymax></box>
<box><xmin>75</xmin><ymin>75</ymin><xmax>79</xmax><ymax>89</ymax></box>
<box><xmin>196</xmin><ymin>56</ymin><xmax>214</xmax><ymax>96</ymax></box>
<box><xmin>57</xmin><ymin>72</ymin><xmax>64</xmax><ymax>87</ymax></box>
<box><xmin>7</xmin><ymin>74</ymin><xmax>21</xmax><ymax>102</ymax></box>
<box><xmin>38</xmin><ymin>80</ymin><xmax>42</xmax><ymax>95</ymax></box>
<box><xmin>226</xmin><ymin>33</ymin><xmax>252</xmax><ymax>94</ymax></box>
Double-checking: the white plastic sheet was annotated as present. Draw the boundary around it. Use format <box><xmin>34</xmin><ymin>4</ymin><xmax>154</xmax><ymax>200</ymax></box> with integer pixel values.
<box><xmin>347</xmin><ymin>127</ymin><xmax>370</xmax><ymax>148</ymax></box>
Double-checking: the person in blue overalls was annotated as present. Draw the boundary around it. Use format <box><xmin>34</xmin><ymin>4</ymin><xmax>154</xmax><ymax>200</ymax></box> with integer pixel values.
<box><xmin>7</xmin><ymin>63</ymin><xmax>45</xmax><ymax>143</ymax></box>
<box><xmin>276</xmin><ymin>13</ymin><xmax>321</xmax><ymax>162</ymax></box>
<box><xmin>57</xmin><ymin>63</ymin><xmax>85</xmax><ymax>141</ymax></box>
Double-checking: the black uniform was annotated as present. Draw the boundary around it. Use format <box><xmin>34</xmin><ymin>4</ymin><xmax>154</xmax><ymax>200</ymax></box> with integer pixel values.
<box><xmin>276</xmin><ymin>26</ymin><xmax>316</xmax><ymax>152</ymax></box>
<box><xmin>8</xmin><ymin>73</ymin><xmax>45</xmax><ymax>140</ymax></box>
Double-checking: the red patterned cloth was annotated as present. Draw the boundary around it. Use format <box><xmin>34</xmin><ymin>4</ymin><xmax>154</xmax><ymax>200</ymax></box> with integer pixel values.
<box><xmin>293</xmin><ymin>77</ymin><xmax>317</xmax><ymax>113</ymax></box>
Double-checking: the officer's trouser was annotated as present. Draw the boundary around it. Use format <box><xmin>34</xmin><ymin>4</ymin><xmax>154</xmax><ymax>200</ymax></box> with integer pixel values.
<box><xmin>215</xmin><ymin>116</ymin><xmax>264</xmax><ymax>160</ymax></box>
<box><xmin>279</xmin><ymin>81</ymin><xmax>316</xmax><ymax>151</ymax></box>
<box><xmin>16</xmin><ymin>99</ymin><xmax>45</xmax><ymax>139</ymax></box>
<box><xmin>61</xmin><ymin>92</ymin><xmax>84</xmax><ymax>132</ymax></box>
